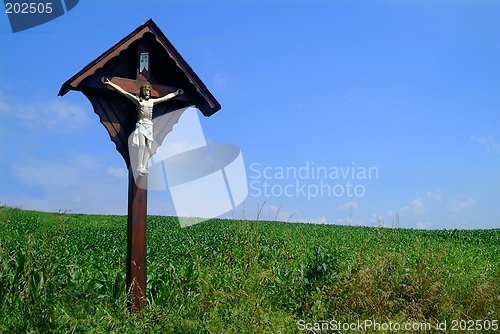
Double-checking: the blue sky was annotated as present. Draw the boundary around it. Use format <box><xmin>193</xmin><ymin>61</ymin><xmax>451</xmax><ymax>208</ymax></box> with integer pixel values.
<box><xmin>1</xmin><ymin>1</ymin><xmax>499</xmax><ymax>229</ymax></box>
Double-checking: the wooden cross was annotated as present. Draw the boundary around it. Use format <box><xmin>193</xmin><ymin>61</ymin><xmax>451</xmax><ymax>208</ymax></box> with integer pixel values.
<box><xmin>71</xmin><ymin>42</ymin><xmax>185</xmax><ymax>312</ymax></box>
<box><xmin>105</xmin><ymin>41</ymin><xmax>183</xmax><ymax>312</ymax></box>
<box><xmin>58</xmin><ymin>19</ymin><xmax>221</xmax><ymax>313</ymax></box>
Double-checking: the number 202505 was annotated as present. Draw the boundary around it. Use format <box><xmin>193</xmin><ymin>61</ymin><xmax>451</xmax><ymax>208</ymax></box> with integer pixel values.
<box><xmin>5</xmin><ymin>2</ymin><xmax>53</xmax><ymax>14</ymax></box>
<box><xmin>451</xmin><ymin>319</ymin><xmax>498</xmax><ymax>331</ymax></box>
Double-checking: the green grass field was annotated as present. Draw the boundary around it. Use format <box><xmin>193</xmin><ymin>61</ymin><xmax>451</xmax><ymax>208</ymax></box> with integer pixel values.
<box><xmin>0</xmin><ymin>206</ymin><xmax>499</xmax><ymax>333</ymax></box>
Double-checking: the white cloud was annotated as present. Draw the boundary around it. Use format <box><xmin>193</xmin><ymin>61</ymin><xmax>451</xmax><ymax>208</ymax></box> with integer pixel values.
<box><xmin>470</xmin><ymin>135</ymin><xmax>500</xmax><ymax>154</ymax></box>
<box><xmin>425</xmin><ymin>190</ymin><xmax>443</xmax><ymax>202</ymax></box>
<box><xmin>307</xmin><ymin>215</ymin><xmax>334</xmax><ymax>225</ymax></box>
<box><xmin>334</xmin><ymin>214</ymin><xmax>368</xmax><ymax>226</ymax></box>
<box><xmin>259</xmin><ymin>204</ymin><xmax>301</xmax><ymax>222</ymax></box>
<box><xmin>213</xmin><ymin>73</ymin><xmax>227</xmax><ymax>90</ymax></box>
<box><xmin>248</xmin><ymin>205</ymin><xmax>335</xmax><ymax>225</ymax></box>
<box><xmin>0</xmin><ymin>94</ymin><xmax>9</xmax><ymax>111</ymax></box>
<box><xmin>387</xmin><ymin>198</ymin><xmax>425</xmax><ymax>217</ymax></box>
<box><xmin>0</xmin><ymin>91</ymin><xmax>88</xmax><ymax>134</ymax></box>
<box><xmin>338</xmin><ymin>201</ymin><xmax>358</xmax><ymax>210</ymax></box>
<box><xmin>343</xmin><ymin>93</ymin><xmax>354</xmax><ymax>100</ymax></box>
<box><xmin>448</xmin><ymin>198</ymin><xmax>475</xmax><ymax>212</ymax></box>
<box><xmin>370</xmin><ymin>213</ymin><xmax>385</xmax><ymax>227</ymax></box>
<box><xmin>387</xmin><ymin>190</ymin><xmax>442</xmax><ymax>218</ymax></box>
<box><xmin>106</xmin><ymin>166</ymin><xmax>128</xmax><ymax>179</ymax></box>
<box><xmin>7</xmin><ymin>152</ymin><xmax>127</xmax><ymax>214</ymax></box>
<box><xmin>224</xmin><ymin>203</ymin><xmax>299</xmax><ymax>222</ymax></box>
<box><xmin>404</xmin><ymin>198</ymin><xmax>425</xmax><ymax>215</ymax></box>
<box><xmin>417</xmin><ymin>222</ymin><xmax>432</xmax><ymax>229</ymax></box>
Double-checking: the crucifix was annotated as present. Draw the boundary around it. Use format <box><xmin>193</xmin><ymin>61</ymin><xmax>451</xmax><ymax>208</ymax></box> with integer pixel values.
<box><xmin>101</xmin><ymin>76</ymin><xmax>183</xmax><ymax>175</ymax></box>
<box><xmin>104</xmin><ymin>41</ymin><xmax>185</xmax><ymax>312</ymax></box>
<box><xmin>58</xmin><ymin>19</ymin><xmax>221</xmax><ymax>312</ymax></box>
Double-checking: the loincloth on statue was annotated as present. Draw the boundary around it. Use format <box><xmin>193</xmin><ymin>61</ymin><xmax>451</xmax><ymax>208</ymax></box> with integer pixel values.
<box><xmin>132</xmin><ymin>120</ymin><xmax>154</xmax><ymax>148</ymax></box>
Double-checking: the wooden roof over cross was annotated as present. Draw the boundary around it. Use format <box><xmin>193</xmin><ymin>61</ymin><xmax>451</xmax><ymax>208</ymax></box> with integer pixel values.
<box><xmin>58</xmin><ymin>18</ymin><xmax>221</xmax><ymax>167</ymax></box>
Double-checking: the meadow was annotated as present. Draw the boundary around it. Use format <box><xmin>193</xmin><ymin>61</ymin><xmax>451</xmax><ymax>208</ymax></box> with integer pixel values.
<box><xmin>0</xmin><ymin>206</ymin><xmax>499</xmax><ymax>333</ymax></box>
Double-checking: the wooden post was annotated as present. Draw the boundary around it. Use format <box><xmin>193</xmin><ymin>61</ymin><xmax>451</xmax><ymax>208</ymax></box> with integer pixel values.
<box><xmin>124</xmin><ymin>41</ymin><xmax>151</xmax><ymax>313</ymax></box>
<box><xmin>127</xmin><ymin>170</ymin><xmax>148</xmax><ymax>311</ymax></box>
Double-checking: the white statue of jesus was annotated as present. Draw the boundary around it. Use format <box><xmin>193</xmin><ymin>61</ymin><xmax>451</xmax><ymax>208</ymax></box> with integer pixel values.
<box><xmin>102</xmin><ymin>77</ymin><xmax>183</xmax><ymax>175</ymax></box>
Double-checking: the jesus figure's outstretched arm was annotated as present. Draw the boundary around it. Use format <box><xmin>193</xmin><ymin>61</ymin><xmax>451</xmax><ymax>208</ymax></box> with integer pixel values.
<box><xmin>101</xmin><ymin>77</ymin><xmax>139</xmax><ymax>105</ymax></box>
<box><xmin>153</xmin><ymin>89</ymin><xmax>184</xmax><ymax>105</ymax></box>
